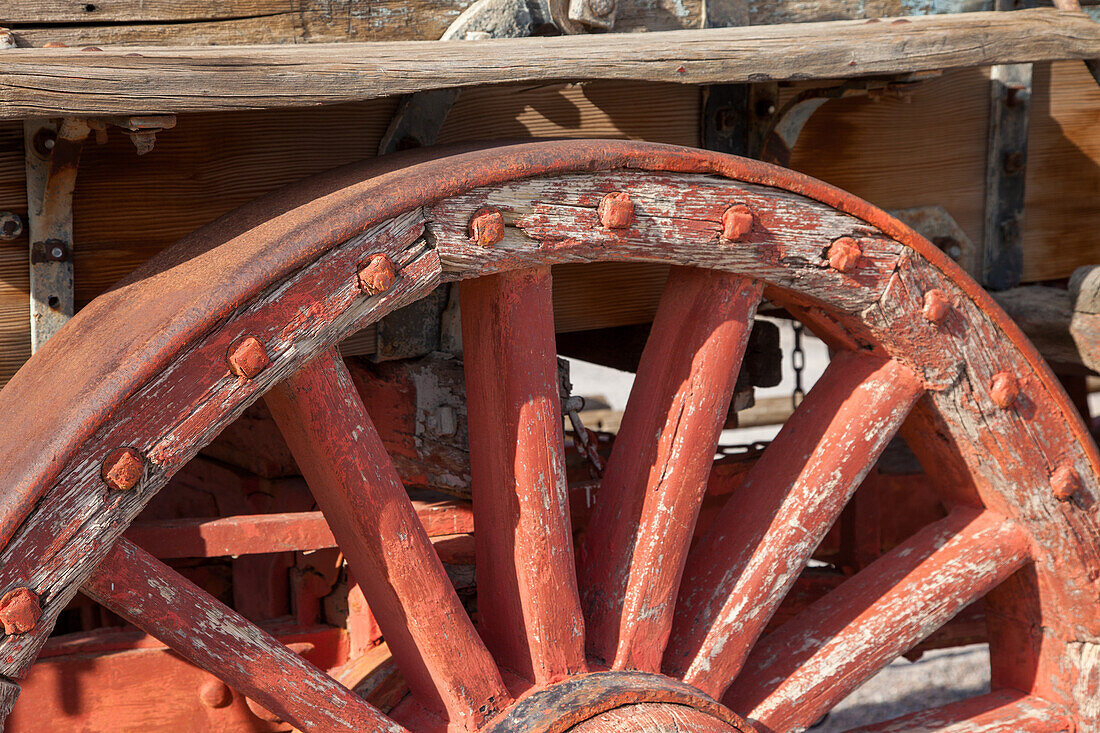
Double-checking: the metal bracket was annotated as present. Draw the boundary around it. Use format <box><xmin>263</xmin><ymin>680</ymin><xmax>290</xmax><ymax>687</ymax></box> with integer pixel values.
<box><xmin>24</xmin><ymin>115</ymin><xmax>176</xmax><ymax>352</ymax></box>
<box><xmin>24</xmin><ymin>118</ymin><xmax>90</xmax><ymax>352</ymax></box>
<box><xmin>759</xmin><ymin>73</ymin><xmax>940</xmax><ymax>166</ymax></box>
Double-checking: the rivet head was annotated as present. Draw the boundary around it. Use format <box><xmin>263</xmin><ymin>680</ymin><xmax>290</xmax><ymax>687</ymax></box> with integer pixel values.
<box><xmin>227</xmin><ymin>336</ymin><xmax>269</xmax><ymax>379</ymax></box>
<box><xmin>246</xmin><ymin>698</ymin><xmax>282</xmax><ymax>723</ymax></box>
<box><xmin>0</xmin><ymin>588</ymin><xmax>41</xmax><ymax>635</ymax></box>
<box><xmin>922</xmin><ymin>289</ymin><xmax>951</xmax><ymax>323</ymax></box>
<box><xmin>101</xmin><ymin>447</ymin><xmax>144</xmax><ymax>491</ymax></box>
<box><xmin>598</xmin><ymin>192</ymin><xmax>634</xmax><ymax>229</ymax></box>
<box><xmin>990</xmin><ymin>372</ymin><xmax>1020</xmax><ymax>409</ymax></box>
<box><xmin>1051</xmin><ymin>464</ymin><xmax>1081</xmax><ymax>502</ymax></box>
<box><xmin>199</xmin><ymin>679</ymin><xmax>233</xmax><ymax>709</ymax></box>
<box><xmin>468</xmin><ymin>208</ymin><xmax>505</xmax><ymax>247</ymax></box>
<box><xmin>721</xmin><ymin>204</ymin><xmax>754</xmax><ymax>242</ymax></box>
<box><xmin>0</xmin><ymin>212</ymin><xmax>23</xmax><ymax>242</ymax></box>
<box><xmin>827</xmin><ymin>237</ymin><xmax>862</xmax><ymax>273</ymax></box>
<box><xmin>357</xmin><ymin>254</ymin><xmax>396</xmax><ymax>296</ymax></box>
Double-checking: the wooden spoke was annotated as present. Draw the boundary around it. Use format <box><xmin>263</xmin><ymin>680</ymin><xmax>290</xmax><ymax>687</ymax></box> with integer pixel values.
<box><xmin>265</xmin><ymin>350</ymin><xmax>510</xmax><ymax>729</ymax></box>
<box><xmin>724</xmin><ymin>509</ymin><xmax>1031</xmax><ymax>733</ymax></box>
<box><xmin>82</xmin><ymin>538</ymin><xmax>406</xmax><ymax>733</ymax></box>
<box><xmin>848</xmin><ymin>690</ymin><xmax>1074</xmax><ymax>732</ymax></box>
<box><xmin>664</xmin><ymin>352</ymin><xmax>925</xmax><ymax>696</ymax></box>
<box><xmin>460</xmin><ymin>267</ymin><xmax>587</xmax><ymax>684</ymax></box>
<box><xmin>579</xmin><ymin>266</ymin><xmax>763</xmax><ymax>672</ymax></box>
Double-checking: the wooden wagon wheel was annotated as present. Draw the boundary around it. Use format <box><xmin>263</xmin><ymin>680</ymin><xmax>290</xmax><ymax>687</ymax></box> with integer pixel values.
<box><xmin>0</xmin><ymin>140</ymin><xmax>1097</xmax><ymax>732</ymax></box>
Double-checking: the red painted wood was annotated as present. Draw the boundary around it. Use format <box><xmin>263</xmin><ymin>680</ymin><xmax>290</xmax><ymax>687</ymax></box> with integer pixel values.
<box><xmin>126</xmin><ymin>499</ymin><xmax>472</xmax><ymax>559</ymax></box>
<box><xmin>81</xmin><ymin>538</ymin><xmax>404</xmax><ymax>733</ymax></box>
<box><xmin>724</xmin><ymin>509</ymin><xmax>1031</xmax><ymax>733</ymax></box>
<box><xmin>460</xmin><ymin>267</ymin><xmax>587</xmax><ymax>684</ymax></box>
<box><xmin>579</xmin><ymin>266</ymin><xmax>763</xmax><ymax>672</ymax></box>
<box><xmin>664</xmin><ymin>352</ymin><xmax>924</xmax><ymax>696</ymax></box>
<box><xmin>265</xmin><ymin>349</ymin><xmax>509</xmax><ymax>729</ymax></box>
<box><xmin>849</xmin><ymin>690</ymin><xmax>1073</xmax><ymax>732</ymax></box>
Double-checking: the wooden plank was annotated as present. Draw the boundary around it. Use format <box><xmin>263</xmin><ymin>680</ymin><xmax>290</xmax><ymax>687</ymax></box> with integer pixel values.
<box><xmin>3</xmin><ymin>0</ymin><xmax>699</xmax><ymax>47</ymax></box>
<box><xmin>1</xmin><ymin>9</ymin><xmax>1097</xmax><ymax>118</ymax></box>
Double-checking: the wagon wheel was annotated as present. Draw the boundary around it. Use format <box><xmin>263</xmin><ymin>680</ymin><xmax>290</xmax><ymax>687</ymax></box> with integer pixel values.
<box><xmin>0</xmin><ymin>140</ymin><xmax>1097</xmax><ymax>733</ymax></box>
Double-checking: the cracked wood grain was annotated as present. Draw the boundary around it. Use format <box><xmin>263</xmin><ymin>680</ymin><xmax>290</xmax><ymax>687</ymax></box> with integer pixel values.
<box><xmin>1</xmin><ymin>9</ymin><xmax>1098</xmax><ymax>118</ymax></box>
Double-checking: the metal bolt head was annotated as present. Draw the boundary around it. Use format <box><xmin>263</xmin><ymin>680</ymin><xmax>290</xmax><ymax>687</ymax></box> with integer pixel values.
<box><xmin>721</xmin><ymin>204</ymin><xmax>754</xmax><ymax>242</ymax></box>
<box><xmin>1003</xmin><ymin>150</ymin><xmax>1025</xmax><ymax>176</ymax></box>
<box><xmin>827</xmin><ymin>237</ymin><xmax>862</xmax><ymax>273</ymax></box>
<box><xmin>922</xmin><ymin>289</ymin><xmax>950</xmax><ymax>324</ymax></box>
<box><xmin>357</xmin><ymin>254</ymin><xmax>397</xmax><ymax>296</ymax></box>
<box><xmin>1051</xmin><ymin>464</ymin><xmax>1081</xmax><ymax>502</ymax></box>
<box><xmin>199</xmin><ymin>679</ymin><xmax>233</xmax><ymax>709</ymax></box>
<box><xmin>468</xmin><ymin>208</ymin><xmax>505</xmax><ymax>247</ymax></box>
<box><xmin>0</xmin><ymin>588</ymin><xmax>41</xmax><ymax>635</ymax></box>
<box><xmin>598</xmin><ymin>192</ymin><xmax>634</xmax><ymax>229</ymax></box>
<box><xmin>586</xmin><ymin>0</ymin><xmax>616</xmax><ymax>17</ymax></box>
<box><xmin>0</xmin><ymin>212</ymin><xmax>23</xmax><ymax>241</ymax></box>
<box><xmin>101</xmin><ymin>447</ymin><xmax>144</xmax><ymax>491</ymax></box>
<box><xmin>227</xmin><ymin>336</ymin><xmax>269</xmax><ymax>379</ymax></box>
<box><xmin>990</xmin><ymin>372</ymin><xmax>1020</xmax><ymax>409</ymax></box>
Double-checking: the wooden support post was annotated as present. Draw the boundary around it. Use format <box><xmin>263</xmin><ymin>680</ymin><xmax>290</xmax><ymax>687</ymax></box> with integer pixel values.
<box><xmin>982</xmin><ymin>2</ymin><xmax>1033</xmax><ymax>291</ymax></box>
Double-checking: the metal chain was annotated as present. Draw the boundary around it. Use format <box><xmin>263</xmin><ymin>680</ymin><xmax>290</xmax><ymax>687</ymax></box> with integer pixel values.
<box><xmin>791</xmin><ymin>322</ymin><xmax>806</xmax><ymax>409</ymax></box>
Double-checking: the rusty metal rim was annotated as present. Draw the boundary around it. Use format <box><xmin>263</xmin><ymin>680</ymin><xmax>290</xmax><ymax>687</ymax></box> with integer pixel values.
<box><xmin>483</xmin><ymin>671</ymin><xmax>752</xmax><ymax>732</ymax></box>
<box><xmin>0</xmin><ymin>138</ymin><xmax>1093</xmax><ymax>553</ymax></box>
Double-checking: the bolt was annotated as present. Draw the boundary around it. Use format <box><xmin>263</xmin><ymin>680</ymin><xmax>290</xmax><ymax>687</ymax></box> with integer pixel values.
<box><xmin>357</xmin><ymin>254</ymin><xmax>397</xmax><ymax>296</ymax></box>
<box><xmin>827</xmin><ymin>237</ymin><xmax>862</xmax><ymax>273</ymax></box>
<box><xmin>586</xmin><ymin>0</ymin><xmax>616</xmax><ymax>17</ymax></box>
<box><xmin>990</xmin><ymin>372</ymin><xmax>1020</xmax><ymax>409</ymax></box>
<box><xmin>598</xmin><ymin>192</ymin><xmax>634</xmax><ymax>230</ymax></box>
<box><xmin>199</xmin><ymin>679</ymin><xmax>233</xmax><ymax>709</ymax></box>
<box><xmin>947</xmin><ymin>244</ymin><xmax>962</xmax><ymax>260</ymax></box>
<box><xmin>1005</xmin><ymin>84</ymin><xmax>1030</xmax><ymax>108</ymax></box>
<box><xmin>1051</xmin><ymin>464</ymin><xmax>1081</xmax><ymax>502</ymax></box>
<box><xmin>1003</xmin><ymin>150</ymin><xmax>1025</xmax><ymax>176</ymax></box>
<box><xmin>101</xmin><ymin>447</ymin><xmax>144</xmax><ymax>491</ymax></box>
<box><xmin>468</xmin><ymin>208</ymin><xmax>505</xmax><ymax>247</ymax></box>
<box><xmin>922</xmin><ymin>289</ymin><xmax>950</xmax><ymax>323</ymax></box>
<box><xmin>32</xmin><ymin>127</ymin><xmax>57</xmax><ymax>158</ymax></box>
<box><xmin>720</xmin><ymin>204</ymin><xmax>754</xmax><ymax>242</ymax></box>
<box><xmin>227</xmin><ymin>336</ymin><xmax>269</xmax><ymax>379</ymax></box>
<box><xmin>0</xmin><ymin>212</ymin><xmax>23</xmax><ymax>242</ymax></box>
<box><xmin>129</xmin><ymin>131</ymin><xmax>158</xmax><ymax>156</ymax></box>
<box><xmin>246</xmin><ymin>698</ymin><xmax>282</xmax><ymax>723</ymax></box>
<box><xmin>0</xmin><ymin>588</ymin><xmax>41</xmax><ymax>635</ymax></box>
<box><xmin>42</xmin><ymin>42</ymin><xmax>68</xmax><ymax>48</ymax></box>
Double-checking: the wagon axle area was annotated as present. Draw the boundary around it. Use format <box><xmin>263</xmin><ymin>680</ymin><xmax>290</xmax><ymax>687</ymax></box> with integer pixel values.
<box><xmin>0</xmin><ymin>140</ymin><xmax>1096</xmax><ymax>732</ymax></box>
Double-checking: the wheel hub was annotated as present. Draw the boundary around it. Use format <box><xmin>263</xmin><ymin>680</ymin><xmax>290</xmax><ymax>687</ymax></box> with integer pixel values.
<box><xmin>483</xmin><ymin>671</ymin><xmax>754</xmax><ymax>732</ymax></box>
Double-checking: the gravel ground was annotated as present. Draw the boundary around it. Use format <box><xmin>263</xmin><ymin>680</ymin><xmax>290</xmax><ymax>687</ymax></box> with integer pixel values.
<box><xmin>813</xmin><ymin>645</ymin><xmax>990</xmax><ymax>730</ymax></box>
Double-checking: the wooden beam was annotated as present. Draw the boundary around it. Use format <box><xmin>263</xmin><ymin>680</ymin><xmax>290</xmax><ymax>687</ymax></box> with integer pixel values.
<box><xmin>1</xmin><ymin>9</ymin><xmax>1098</xmax><ymax>118</ymax></box>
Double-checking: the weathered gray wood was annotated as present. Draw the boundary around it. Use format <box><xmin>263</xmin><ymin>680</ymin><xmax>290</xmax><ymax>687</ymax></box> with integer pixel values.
<box><xmin>989</xmin><ymin>265</ymin><xmax>1100</xmax><ymax>373</ymax></box>
<box><xmin>0</xmin><ymin>675</ymin><xmax>19</xmax><ymax>731</ymax></box>
<box><xmin>2</xmin><ymin>0</ymin><xmax>698</xmax><ymax>48</ymax></box>
<box><xmin>1</xmin><ymin>9</ymin><xmax>1098</xmax><ymax>119</ymax></box>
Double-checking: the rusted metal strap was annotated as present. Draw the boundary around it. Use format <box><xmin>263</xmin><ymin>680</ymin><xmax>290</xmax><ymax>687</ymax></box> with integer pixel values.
<box><xmin>23</xmin><ymin>116</ymin><xmax>176</xmax><ymax>352</ymax></box>
<box><xmin>24</xmin><ymin>118</ymin><xmax>90</xmax><ymax>352</ymax></box>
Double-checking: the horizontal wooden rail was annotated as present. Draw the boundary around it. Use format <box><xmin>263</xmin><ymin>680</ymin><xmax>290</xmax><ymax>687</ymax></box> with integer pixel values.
<box><xmin>125</xmin><ymin>499</ymin><xmax>473</xmax><ymax>558</ymax></box>
<box><xmin>1</xmin><ymin>9</ymin><xmax>1098</xmax><ymax>118</ymax></box>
